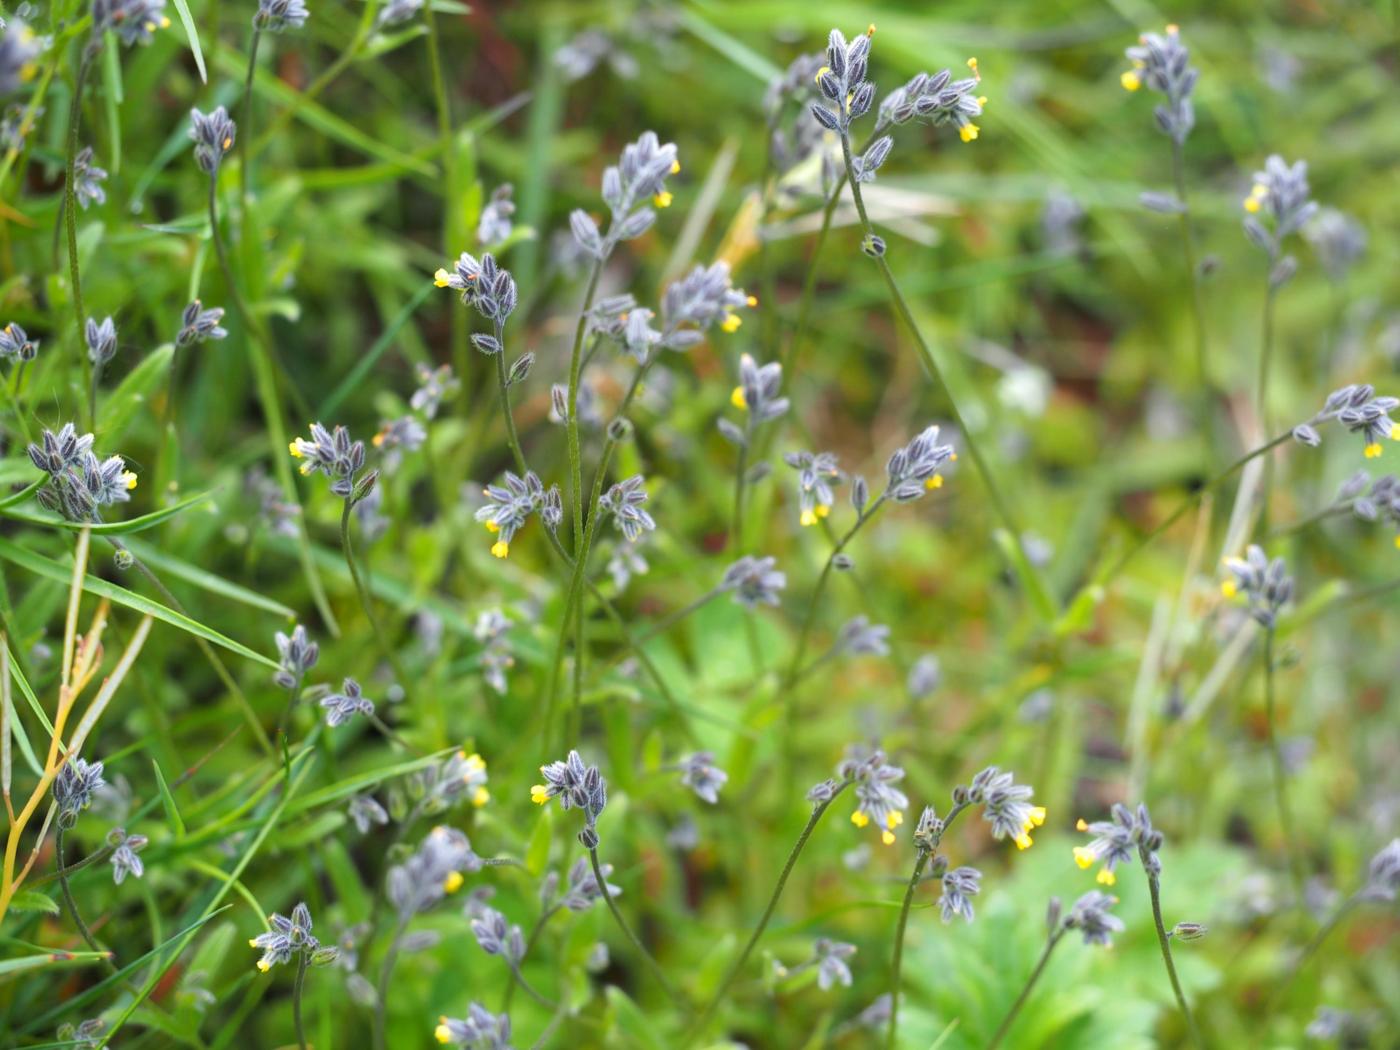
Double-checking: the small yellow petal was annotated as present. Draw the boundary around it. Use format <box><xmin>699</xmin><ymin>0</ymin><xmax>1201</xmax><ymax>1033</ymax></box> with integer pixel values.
<box><xmin>1365</xmin><ymin>443</ymin><xmax>1382</xmax><ymax>459</ymax></box>
<box><xmin>1243</xmin><ymin>196</ymin><xmax>1261</xmax><ymax>214</ymax></box>
<box><xmin>959</xmin><ymin>123</ymin><xmax>979</xmax><ymax>143</ymax></box>
<box><xmin>1097</xmin><ymin>867</ymin><xmax>1117</xmax><ymax>886</ymax></box>
<box><xmin>1014</xmin><ymin>830</ymin><xmax>1033</xmax><ymax>850</ymax></box>
<box><xmin>881</xmin><ymin>830</ymin><xmax>896</xmax><ymax>845</ymax></box>
<box><xmin>670</xmin><ymin>159</ymin><xmax>681</xmax><ymax>175</ymax></box>
<box><xmin>442</xmin><ymin>871</ymin><xmax>464</xmax><ymax>894</ymax></box>
<box><xmin>1073</xmin><ymin>846</ymin><xmax>1095</xmax><ymax>869</ymax></box>
<box><xmin>925</xmin><ymin>474</ymin><xmax>944</xmax><ymax>490</ymax></box>
<box><xmin>1391</xmin><ymin>424</ymin><xmax>1400</xmax><ymax>440</ymax></box>
<box><xmin>1026</xmin><ymin>805</ymin><xmax>1047</xmax><ymax>828</ymax></box>
<box><xmin>653</xmin><ymin>191</ymin><xmax>673</xmax><ymax>209</ymax></box>
<box><xmin>257</xmin><ymin>959</ymin><xmax>271</xmax><ymax>973</ymax></box>
<box><xmin>289</xmin><ymin>441</ymin><xmax>302</xmax><ymax>458</ymax></box>
<box><xmin>1075</xmin><ymin>818</ymin><xmax>1088</xmax><ymax>832</ymax></box>
<box><xmin>435</xmin><ymin>1023</ymin><xmax>453</xmax><ymax>1044</ymax></box>
<box><xmin>851</xmin><ymin>810</ymin><xmax>870</xmax><ymax>828</ymax></box>
<box><xmin>800</xmin><ymin>508</ymin><xmax>818</xmax><ymax>527</ymax></box>
<box><xmin>1221</xmin><ymin>579</ymin><xmax>1238</xmax><ymax>599</ymax></box>
<box><xmin>473</xmin><ymin>786</ymin><xmax>490</xmax><ymax>807</ymax></box>
<box><xmin>731</xmin><ymin>385</ymin><xmax>748</xmax><ymax>410</ymax></box>
<box><xmin>531</xmin><ymin>785</ymin><xmax>550</xmax><ymax>805</ymax></box>
<box><xmin>123</xmin><ymin>471</ymin><xmax>138</xmax><ymax>490</ymax></box>
<box><xmin>485</xmin><ymin>520</ymin><xmax>499</xmax><ymax>533</ymax></box>
<box><xmin>248</xmin><ymin>938</ymin><xmax>259</xmax><ymax>947</ymax></box>
<box><xmin>491</xmin><ymin>540</ymin><xmax>510</xmax><ymax>558</ymax></box>
<box><xmin>721</xmin><ymin>313</ymin><xmax>742</xmax><ymax>333</ymax></box>
<box><xmin>816</xmin><ymin>503</ymin><xmax>830</xmax><ymax>519</ymax></box>
<box><xmin>433</xmin><ymin>268</ymin><xmax>452</xmax><ymax>288</ymax></box>
<box><xmin>1120</xmin><ymin>71</ymin><xmax>1141</xmax><ymax>91</ymax></box>
<box><xmin>746</xmin><ymin>295</ymin><xmax>758</xmax><ymax>307</ymax></box>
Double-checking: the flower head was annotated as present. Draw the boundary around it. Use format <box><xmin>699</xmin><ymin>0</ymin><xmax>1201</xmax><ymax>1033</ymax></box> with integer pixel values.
<box><xmin>968</xmin><ymin>766</ymin><xmax>1043</xmax><ymax>849</ymax></box>
<box><xmin>474</xmin><ymin>470</ymin><xmax>558</xmax><ymax>557</ymax></box>
<box><xmin>470</xmin><ymin>907</ymin><xmax>524</xmax><ymax>964</ymax></box>
<box><xmin>839</xmin><ymin>749</ymin><xmax>908</xmax><ymax>845</ymax></box>
<box><xmin>731</xmin><ymin>353</ymin><xmax>789</xmax><ymax>423</ymax></box>
<box><xmin>93</xmin><ymin>0</ymin><xmax>170</xmax><ymax>47</ymax></box>
<box><xmin>1220</xmin><ymin>544</ymin><xmax>1294</xmax><ymax>628</ymax></box>
<box><xmin>249</xmin><ymin>902</ymin><xmax>325</xmax><ymax>972</ymax></box>
<box><xmin>476</xmin><ymin>183</ymin><xmax>515</xmax><ymax>245</ymax></box>
<box><xmin>560</xmin><ymin>856</ymin><xmax>621</xmax><ymax>912</ymax></box>
<box><xmin>812</xmin><ymin>938</ymin><xmax>856</xmax><ymax>989</ymax></box>
<box><xmin>598</xmin><ymin>474</ymin><xmax>656</xmax><ymax>542</ymax></box>
<box><xmin>0</xmin><ymin>19</ymin><xmax>41</xmax><ymax>95</ymax></box>
<box><xmin>835</xmin><ymin>615</ymin><xmax>890</xmax><ymax>657</ymax></box>
<box><xmin>85</xmin><ymin>316</ymin><xmax>117</xmax><ymax>367</ymax></box>
<box><xmin>253</xmin><ymin>0</ymin><xmax>309</xmax><ymax>32</ymax></box>
<box><xmin>784</xmin><ymin>451</ymin><xmax>842</xmax><ymax>527</ymax></box>
<box><xmin>886</xmin><ymin>425</ymin><xmax>956</xmax><ymax>502</ymax></box>
<box><xmin>532</xmin><ymin>750</ymin><xmax>607</xmax><ymax>823</ymax></box>
<box><xmin>273</xmin><ymin>624</ymin><xmax>319</xmax><ymax>688</ymax></box>
<box><xmin>434</xmin><ymin>251</ymin><xmax>517</xmax><ymax>325</ymax></box>
<box><xmin>1074</xmin><ymin>801</ymin><xmax>1164</xmax><ymax>883</ymax></box>
<box><xmin>54</xmin><ymin>756</ymin><xmax>105</xmax><ymax>827</ymax></box>
<box><xmin>348</xmin><ymin>794</ymin><xmax>389</xmax><ymax>834</ymax></box>
<box><xmin>1360</xmin><ymin>838</ymin><xmax>1400</xmax><ymax>902</ymax></box>
<box><xmin>189</xmin><ymin>107</ymin><xmax>236</xmax><ymax>175</ymax></box>
<box><xmin>176</xmin><ymin>300</ymin><xmax>227</xmax><ymax>347</ymax></box>
<box><xmin>877</xmin><ymin>61</ymin><xmax>984</xmax><ymax>143</ymax></box>
<box><xmin>938</xmin><ymin>866</ymin><xmax>982</xmax><ymax>923</ymax></box>
<box><xmin>677</xmin><ymin>752</ymin><xmax>728</xmax><ymax>804</ymax></box>
<box><xmin>290</xmin><ymin>422</ymin><xmax>366</xmax><ymax>499</ymax></box>
<box><xmin>0</xmin><ymin>321</ymin><xmax>38</xmax><ymax>362</ymax></box>
<box><xmin>721</xmin><ymin>555</ymin><xmax>787</xmax><ymax>609</ymax></box>
<box><xmin>387</xmin><ymin>827</ymin><xmax>481</xmax><ymax>920</ymax></box>
<box><xmin>107</xmin><ymin>827</ymin><xmax>148</xmax><ymax>884</ymax></box>
<box><xmin>72</xmin><ymin>147</ymin><xmax>107</xmax><ymax>209</ymax></box>
<box><xmin>320</xmin><ymin>678</ymin><xmax>375</xmax><ymax>727</ymax></box>
<box><xmin>1122</xmin><ymin>25</ymin><xmax>1198</xmax><ymax>143</ymax></box>
<box><xmin>1242</xmin><ymin>154</ymin><xmax>1318</xmax><ymax>258</ymax></box>
<box><xmin>434</xmin><ymin>1004</ymin><xmax>511</xmax><ymax>1048</ymax></box>
<box><xmin>1064</xmin><ymin>890</ymin><xmax>1124</xmax><ymax>946</ymax></box>
<box><xmin>659</xmin><ymin>262</ymin><xmax>753</xmax><ymax>347</ymax></box>
<box><xmin>810</xmin><ymin>26</ymin><xmax>875</xmax><ymax>133</ymax></box>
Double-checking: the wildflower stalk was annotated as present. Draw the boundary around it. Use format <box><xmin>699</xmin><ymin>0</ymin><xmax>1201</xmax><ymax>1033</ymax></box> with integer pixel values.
<box><xmin>1169</xmin><ymin>138</ymin><xmax>1209</xmax><ymax>399</ymax></box>
<box><xmin>588</xmin><ymin>845</ymin><xmax>683</xmax><ymax>1007</ymax></box>
<box><xmin>886</xmin><ymin>800</ymin><xmax>968</xmax><ymax>1048</ymax></box>
<box><xmin>55</xmin><ymin>826</ymin><xmax>112</xmax><ymax>967</ymax></box>
<box><xmin>835</xmin><ymin>129</ymin><xmax>1045</xmax><ymax>605</ymax></box>
<box><xmin>1256</xmin><ymin>279</ymin><xmax>1280</xmax><ymax>521</ymax></box>
<box><xmin>207</xmin><ymin>169</ymin><xmax>339</xmax><ymax>635</ymax></box>
<box><xmin>291</xmin><ymin>952</ymin><xmax>310</xmax><ymax>1050</ymax></box>
<box><xmin>503</xmin><ymin>903</ymin><xmax>563</xmax><ymax>1013</ymax></box>
<box><xmin>372</xmin><ymin>916</ymin><xmax>409</xmax><ymax>1050</ymax></box>
<box><xmin>566</xmin><ymin>259</ymin><xmax>607</xmax><ymax>552</ymax></box>
<box><xmin>688</xmin><ymin>779</ymin><xmax>853</xmax><ymax>1041</ymax></box>
<box><xmin>491</xmin><ymin>320</ymin><xmax>526</xmax><ymax>472</ymax></box>
<box><xmin>339</xmin><ymin>498</ymin><xmax>411</xmax><ymax>700</ymax></box>
<box><xmin>238</xmin><ymin>27</ymin><xmax>262</xmax><ymax>217</ymax></box>
<box><xmin>1143</xmin><ymin>854</ymin><xmax>1205</xmax><ymax>1050</ymax></box>
<box><xmin>62</xmin><ymin>45</ymin><xmax>96</xmax><ymax>430</ymax></box>
<box><xmin>986</xmin><ymin>928</ymin><xmax>1067</xmax><ymax>1050</ymax></box>
<box><xmin>1262</xmin><ymin>627</ymin><xmax>1306</xmax><ymax>903</ymax></box>
<box><xmin>508</xmin><ymin>960</ymin><xmax>558</xmax><ymax>1010</ymax></box>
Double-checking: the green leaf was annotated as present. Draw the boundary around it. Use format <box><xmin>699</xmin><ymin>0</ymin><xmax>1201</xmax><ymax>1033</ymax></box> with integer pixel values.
<box><xmin>169</xmin><ymin>0</ymin><xmax>208</xmax><ymax>84</ymax></box>
<box><xmin>7</xmin><ymin>889</ymin><xmax>59</xmax><ymax>915</ymax></box>
<box><xmin>121</xmin><ymin>538</ymin><xmax>295</xmax><ymax>618</ymax></box>
<box><xmin>319</xmin><ymin>283</ymin><xmax>433</xmax><ymax>417</ymax></box>
<box><xmin>0</xmin><ymin>490</ymin><xmax>214</xmax><ymax>535</ymax></box>
<box><xmin>101</xmin><ymin>32</ymin><xmax>122</xmax><ymax>173</ymax></box>
<box><xmin>604</xmin><ymin>986</ymin><xmax>666</xmax><ymax>1050</ymax></box>
<box><xmin>151</xmin><ymin>759</ymin><xmax>186</xmax><ymax>837</ymax></box>
<box><xmin>0</xmin><ymin>536</ymin><xmax>279</xmax><ymax>670</ymax></box>
<box><xmin>0</xmin><ymin>947</ymin><xmax>111</xmax><ymax>976</ymax></box>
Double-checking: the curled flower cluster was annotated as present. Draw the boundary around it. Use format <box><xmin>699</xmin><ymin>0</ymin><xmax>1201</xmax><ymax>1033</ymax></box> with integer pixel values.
<box><xmin>569</xmin><ymin>130</ymin><xmax>679</xmax><ymax>261</ymax></box>
<box><xmin>0</xmin><ymin>19</ymin><xmax>41</xmax><ymax>95</ymax></box>
<box><xmin>1242</xmin><ymin>154</ymin><xmax>1318</xmax><ymax>260</ymax></box>
<box><xmin>939</xmin><ymin>866</ymin><xmax>982</xmax><ymax>923</ymax></box>
<box><xmin>660</xmin><ymin>261</ymin><xmax>755</xmax><ymax>340</ymax></box>
<box><xmin>532</xmin><ymin>750</ymin><xmax>607</xmax><ymax>845</ymax></box>
<box><xmin>253</xmin><ymin>0</ymin><xmax>309</xmax><ymax>32</ymax></box>
<box><xmin>1220</xmin><ymin>544</ymin><xmax>1294</xmax><ymax>628</ymax></box>
<box><xmin>721</xmin><ymin>554</ymin><xmax>787</xmax><ymax>609</ymax></box>
<box><xmin>53</xmin><ymin>756</ymin><xmax>105</xmax><ymax>829</ymax></box>
<box><xmin>434</xmin><ymin>251</ymin><xmax>518</xmax><ymax>328</ymax></box>
<box><xmin>957</xmin><ymin>766</ymin><xmax>1045</xmax><ymax>850</ymax></box>
<box><xmin>784</xmin><ymin>450</ymin><xmax>842</xmax><ymax>527</ymax></box>
<box><xmin>27</xmin><ymin>425</ymin><xmax>137</xmax><ymax>523</ymax></box>
<box><xmin>1062</xmin><ymin>890</ymin><xmax>1124</xmax><ymax>946</ymax></box>
<box><xmin>0</xmin><ymin>321</ymin><xmax>39</xmax><ymax>362</ymax></box>
<box><xmin>273</xmin><ymin>624</ymin><xmax>319</xmax><ymax>689</ymax></box>
<box><xmin>107</xmin><ymin>828</ymin><xmax>148</xmax><ymax>885</ymax></box>
<box><xmin>249</xmin><ymin>903</ymin><xmax>337</xmax><ymax>972</ymax></box>
<box><xmin>729</xmin><ymin>352</ymin><xmax>789</xmax><ymax>423</ymax></box>
<box><xmin>434</xmin><ymin>1004</ymin><xmax>511</xmax><ymax>1047</ymax></box>
<box><xmin>1074</xmin><ymin>802</ymin><xmax>1165</xmax><ymax>885</ymax></box>
<box><xmin>84</xmin><ymin>317</ymin><xmax>117</xmax><ymax>367</ymax></box>
<box><xmin>597</xmin><ymin>474</ymin><xmax>656</xmax><ymax>542</ymax></box>
<box><xmin>886</xmin><ymin>424</ymin><xmax>957</xmax><ymax>502</ymax></box>
<box><xmin>1121</xmin><ymin>25</ymin><xmax>1197</xmax><ymax>143</ymax></box>
<box><xmin>320</xmin><ymin>677</ymin><xmax>375</xmax><ymax>727</ymax></box>
<box><xmin>72</xmin><ymin>147</ymin><xmax>108</xmax><ymax>209</ymax></box>
<box><xmin>189</xmin><ymin>107</ymin><xmax>236</xmax><ymax>175</ymax></box>
<box><xmin>677</xmin><ymin>752</ymin><xmax>728</xmax><ymax>804</ymax></box>
<box><xmin>176</xmin><ymin>299</ymin><xmax>227</xmax><ymax>347</ymax></box>
<box><xmin>94</xmin><ymin>0</ymin><xmax>170</xmax><ymax>48</ymax></box>
<box><xmin>474</xmin><ymin>470</ymin><xmax>561</xmax><ymax>558</ymax></box>
<box><xmin>411</xmin><ymin>364</ymin><xmax>459</xmax><ymax>419</ymax></box>
<box><xmin>840</xmin><ymin>749</ymin><xmax>908</xmax><ymax>845</ymax></box>
<box><xmin>290</xmin><ymin>423</ymin><xmax>368</xmax><ymax>499</ymax></box>
<box><xmin>877</xmin><ymin>62</ymin><xmax>986</xmax><ymax>142</ymax></box>
<box><xmin>1293</xmin><ymin>383</ymin><xmax>1400</xmax><ymax>458</ymax></box>
<box><xmin>809</xmin><ymin>26</ymin><xmax>875</xmax><ymax>134</ymax></box>
<box><xmin>387</xmin><ymin>827</ymin><xmax>481</xmax><ymax>920</ymax></box>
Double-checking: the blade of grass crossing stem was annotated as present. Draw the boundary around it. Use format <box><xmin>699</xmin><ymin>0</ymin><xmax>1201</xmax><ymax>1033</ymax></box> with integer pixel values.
<box><xmin>170</xmin><ymin>0</ymin><xmax>209</xmax><ymax>83</ymax></box>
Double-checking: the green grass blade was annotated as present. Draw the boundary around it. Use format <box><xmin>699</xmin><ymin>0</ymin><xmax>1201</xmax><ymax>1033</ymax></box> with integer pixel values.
<box><xmin>170</xmin><ymin>0</ymin><xmax>209</xmax><ymax>84</ymax></box>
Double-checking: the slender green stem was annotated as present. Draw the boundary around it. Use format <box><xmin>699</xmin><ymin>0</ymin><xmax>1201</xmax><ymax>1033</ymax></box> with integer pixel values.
<box><xmin>292</xmin><ymin>952</ymin><xmax>310</xmax><ymax>1050</ymax></box>
<box><xmin>56</xmin><ymin>827</ymin><xmax>112</xmax><ymax>966</ymax></box>
<box><xmin>508</xmin><ymin>961</ymin><xmax>557</xmax><ymax>1010</ymax></box>
<box><xmin>505</xmin><ymin>902</ymin><xmax>563</xmax><ymax>1012</ymax></box>
<box><xmin>63</xmin><ymin>47</ymin><xmax>95</xmax><ymax>431</ymax></box>
<box><xmin>588</xmin><ymin>845</ymin><xmax>682</xmax><ymax>1007</ymax></box>
<box><xmin>730</xmin><ymin>423</ymin><xmax>751</xmax><ymax>552</ymax></box>
<box><xmin>491</xmin><ymin>321</ymin><xmax>526</xmax><ymax>475</ymax></box>
<box><xmin>1272</xmin><ymin>892</ymin><xmax>1361</xmax><ymax>1005</ymax></box>
<box><xmin>1100</xmin><ymin>431</ymin><xmax>1293</xmax><ymax>583</ymax></box>
<box><xmin>276</xmin><ymin>672</ymin><xmax>304</xmax><ymax>746</ymax></box>
<box><xmin>1257</xmin><ymin>278</ymin><xmax>1279</xmax><ymax>524</ymax></box>
<box><xmin>1144</xmin><ymin>864</ymin><xmax>1205</xmax><ymax>1050</ymax></box>
<box><xmin>986</xmin><ymin>930</ymin><xmax>1066</xmax><ymax>1050</ymax></box>
<box><xmin>238</xmin><ymin>26</ymin><xmax>263</xmax><ymax>254</ymax></box>
<box><xmin>372</xmin><ymin>917</ymin><xmax>408</xmax><ymax>1050</ymax></box>
<box><xmin>208</xmin><ymin>171</ymin><xmax>339</xmax><ymax>634</ymax></box>
<box><xmin>1262</xmin><ymin>628</ymin><xmax>1306</xmax><ymax>904</ymax></box>
<box><xmin>836</xmin><ymin>128</ymin><xmax>1045</xmax><ymax>606</ymax></box>
<box><xmin>567</xmin><ymin>258</ymin><xmax>607</xmax><ymax>553</ymax></box>
<box><xmin>0</xmin><ymin>364</ymin><xmax>33</xmax><ymax>447</ymax></box>
<box><xmin>1169</xmin><ymin>138</ymin><xmax>1209</xmax><ymax>400</ymax></box>
<box><xmin>884</xmin><ymin>850</ymin><xmax>929</xmax><ymax>1049</ymax></box>
<box><xmin>686</xmin><ymin>780</ymin><xmax>852</xmax><ymax>1042</ymax></box>
<box><xmin>339</xmin><ymin>498</ymin><xmax>411</xmax><ymax>698</ymax></box>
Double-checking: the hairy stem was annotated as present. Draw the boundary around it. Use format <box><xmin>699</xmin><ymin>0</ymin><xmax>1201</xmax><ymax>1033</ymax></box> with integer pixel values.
<box><xmin>292</xmin><ymin>952</ymin><xmax>310</xmax><ymax>1050</ymax></box>
<box><xmin>238</xmin><ymin>27</ymin><xmax>262</xmax><ymax>219</ymax></box>
<box><xmin>589</xmin><ymin>845</ymin><xmax>682</xmax><ymax>1007</ymax></box>
<box><xmin>1145</xmin><ymin>865</ymin><xmax>1205</xmax><ymax>1050</ymax></box>
<box><xmin>884</xmin><ymin>850</ymin><xmax>929</xmax><ymax>1049</ymax></box>
<box><xmin>687</xmin><ymin>780</ymin><xmax>852</xmax><ymax>1041</ymax></box>
<box><xmin>987</xmin><ymin>929</ymin><xmax>1066</xmax><ymax>1050</ymax></box>
<box><xmin>56</xmin><ymin>826</ymin><xmax>112</xmax><ymax>966</ymax></box>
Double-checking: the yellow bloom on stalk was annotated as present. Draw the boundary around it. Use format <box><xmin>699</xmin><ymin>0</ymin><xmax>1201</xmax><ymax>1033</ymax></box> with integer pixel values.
<box><xmin>490</xmin><ymin>539</ymin><xmax>509</xmax><ymax>559</ymax></box>
<box><xmin>289</xmin><ymin>441</ymin><xmax>302</xmax><ymax>457</ymax></box>
<box><xmin>800</xmin><ymin>504</ymin><xmax>830</xmax><ymax>527</ymax></box>
<box><xmin>433</xmin><ymin>268</ymin><xmax>452</xmax><ymax>287</ymax></box>
<box><xmin>484</xmin><ymin>519</ymin><xmax>499</xmax><ymax>533</ymax></box>
<box><xmin>435</xmin><ymin>1019</ymin><xmax>453</xmax><ymax>1044</ymax></box>
<box><xmin>1012</xmin><ymin>805</ymin><xmax>1046</xmax><ymax>850</ymax></box>
<box><xmin>653</xmin><ymin>191</ymin><xmax>673</xmax><ymax>208</ymax></box>
<box><xmin>442</xmin><ymin>870</ymin><xmax>464</xmax><ymax>894</ymax></box>
<box><xmin>530</xmin><ymin>784</ymin><xmax>550</xmax><ymax>805</ymax></box>
<box><xmin>881</xmin><ymin>810</ymin><xmax>904</xmax><ymax>846</ymax></box>
<box><xmin>473</xmin><ymin>786</ymin><xmax>490</xmax><ymax>806</ymax></box>
<box><xmin>670</xmin><ymin>159</ymin><xmax>681</xmax><ymax>175</ymax></box>
<box><xmin>122</xmin><ymin>471</ymin><xmax>138</xmax><ymax>490</ymax></box>
<box><xmin>1365</xmin><ymin>443</ymin><xmax>1382</xmax><ymax>459</ymax></box>
<box><xmin>1073</xmin><ymin>845</ymin><xmax>1096</xmax><ymax>869</ymax></box>
<box><xmin>731</xmin><ymin>385</ymin><xmax>748</xmax><ymax>410</ymax></box>
<box><xmin>925</xmin><ymin>474</ymin><xmax>944</xmax><ymax>490</ymax></box>
<box><xmin>721</xmin><ymin>312</ymin><xmax>743</xmax><ymax>333</ymax></box>
<box><xmin>256</xmin><ymin>959</ymin><xmax>271</xmax><ymax>973</ymax></box>
<box><xmin>959</xmin><ymin>123</ymin><xmax>980</xmax><ymax>143</ymax></box>
<box><xmin>1244</xmin><ymin>183</ymin><xmax>1268</xmax><ymax>214</ymax></box>
<box><xmin>1221</xmin><ymin>579</ymin><xmax>1238</xmax><ymax>599</ymax></box>
<box><xmin>1121</xmin><ymin>70</ymin><xmax>1142</xmax><ymax>91</ymax></box>
<box><xmin>850</xmin><ymin>810</ymin><xmax>870</xmax><ymax>829</ymax></box>
<box><xmin>1096</xmin><ymin>867</ymin><xmax>1117</xmax><ymax>886</ymax></box>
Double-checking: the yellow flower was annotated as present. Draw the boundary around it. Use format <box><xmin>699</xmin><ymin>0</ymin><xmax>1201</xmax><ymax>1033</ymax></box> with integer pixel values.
<box><xmin>1221</xmin><ymin>579</ymin><xmax>1238</xmax><ymax>599</ymax></box>
<box><xmin>473</xmin><ymin>786</ymin><xmax>490</xmax><ymax>807</ymax></box>
<box><xmin>1075</xmin><ymin>818</ymin><xmax>1088</xmax><ymax>831</ymax></box>
<box><xmin>484</xmin><ymin>519</ymin><xmax>499</xmax><ymax>533</ymax></box>
<box><xmin>881</xmin><ymin>829</ymin><xmax>897</xmax><ymax>845</ymax></box>
<box><xmin>1365</xmin><ymin>443</ymin><xmax>1383</xmax><ymax>459</ymax></box>
<box><xmin>435</xmin><ymin>1019</ymin><xmax>453</xmax><ymax>1044</ymax></box>
<box><xmin>1073</xmin><ymin>845</ymin><xmax>1096</xmax><ymax>869</ymax></box>
<box><xmin>746</xmin><ymin>294</ymin><xmax>758</xmax><ymax>307</ymax></box>
<box><xmin>653</xmin><ymin>191</ymin><xmax>673</xmax><ymax>209</ymax></box>
<box><xmin>1096</xmin><ymin>867</ymin><xmax>1117</xmax><ymax>886</ymax></box>
<box><xmin>730</xmin><ymin>385</ymin><xmax>748</xmax><ymax>410</ymax></box>
<box><xmin>256</xmin><ymin>959</ymin><xmax>271</xmax><ymax>973</ymax></box>
<box><xmin>248</xmin><ymin>938</ymin><xmax>259</xmax><ymax>947</ymax></box>
<box><xmin>670</xmin><ymin>159</ymin><xmax>681</xmax><ymax>175</ymax></box>
<box><xmin>814</xmin><ymin>65</ymin><xmax>831</xmax><ymax>84</ymax></box>
<box><xmin>721</xmin><ymin>312</ymin><xmax>742</xmax><ymax>333</ymax></box>
<box><xmin>1394</xmin><ymin>535</ymin><xmax>1400</xmax><ymax>550</ymax></box>
<box><xmin>800</xmin><ymin>508</ymin><xmax>819</xmax><ymax>527</ymax></box>
<box><xmin>850</xmin><ymin>810</ymin><xmax>870</xmax><ymax>829</ymax></box>
<box><xmin>967</xmin><ymin>57</ymin><xmax>979</xmax><ymax>77</ymax></box>
<box><xmin>925</xmin><ymin>474</ymin><xmax>944</xmax><ymax>490</ymax></box>
<box><xmin>462</xmin><ymin>752</ymin><xmax>486</xmax><ymax>774</ymax></box>
<box><xmin>1121</xmin><ymin>70</ymin><xmax>1141</xmax><ymax>91</ymax></box>
<box><xmin>289</xmin><ymin>441</ymin><xmax>303</xmax><ymax>458</ymax></box>
<box><xmin>1244</xmin><ymin>183</ymin><xmax>1268</xmax><ymax>214</ymax></box>
<box><xmin>1392</xmin><ymin>423</ymin><xmax>1400</xmax><ymax>440</ymax></box>
<box><xmin>491</xmin><ymin>540</ymin><xmax>509</xmax><ymax>558</ymax></box>
<box><xmin>530</xmin><ymin>784</ymin><xmax>550</xmax><ymax>805</ymax></box>
<box><xmin>433</xmin><ymin>268</ymin><xmax>452</xmax><ymax>288</ymax></box>
<box><xmin>867</xmin><ymin>23</ymin><xmax>876</xmax><ymax>36</ymax></box>
<box><xmin>122</xmin><ymin>471</ymin><xmax>138</xmax><ymax>490</ymax></box>
<box><xmin>1024</xmin><ymin>805</ymin><xmax>1046</xmax><ymax>831</ymax></box>
<box><xmin>1012</xmin><ymin>827</ymin><xmax>1034</xmax><ymax>850</ymax></box>
<box><xmin>442</xmin><ymin>870</ymin><xmax>464</xmax><ymax>894</ymax></box>
<box><xmin>959</xmin><ymin>123</ymin><xmax>980</xmax><ymax>143</ymax></box>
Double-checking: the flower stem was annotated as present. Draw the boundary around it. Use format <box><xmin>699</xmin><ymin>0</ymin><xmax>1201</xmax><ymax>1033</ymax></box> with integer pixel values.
<box><xmin>987</xmin><ymin>929</ymin><xmax>1066</xmax><ymax>1050</ymax></box>
<box><xmin>566</xmin><ymin>257</ymin><xmax>607</xmax><ymax>553</ymax></box>
<box><xmin>884</xmin><ymin>850</ymin><xmax>929</xmax><ymax>1049</ymax></box>
<box><xmin>238</xmin><ymin>27</ymin><xmax>262</xmax><ymax>220</ymax></box>
<box><xmin>686</xmin><ymin>780</ymin><xmax>852</xmax><ymax>1042</ymax></box>
<box><xmin>373</xmin><ymin>916</ymin><xmax>408</xmax><ymax>1050</ymax></box>
<box><xmin>1262</xmin><ymin>628</ymin><xmax>1306</xmax><ymax>904</ymax></box>
<box><xmin>56</xmin><ymin>827</ymin><xmax>112</xmax><ymax>967</ymax></box>
<box><xmin>588</xmin><ymin>845</ymin><xmax>682</xmax><ymax>1007</ymax></box>
<box><xmin>292</xmin><ymin>952</ymin><xmax>310</xmax><ymax>1050</ymax></box>
<box><xmin>1144</xmin><ymin>865</ymin><xmax>1205</xmax><ymax>1050</ymax></box>
<box><xmin>63</xmin><ymin>46</ymin><xmax>95</xmax><ymax>431</ymax></box>
<box><xmin>339</xmin><ymin>498</ymin><xmax>411</xmax><ymax>699</ymax></box>
<box><xmin>836</xmin><ymin>128</ymin><xmax>1047</xmax><ymax>609</ymax></box>
<box><xmin>1169</xmin><ymin>138</ymin><xmax>1209</xmax><ymax>400</ymax></box>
